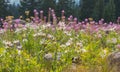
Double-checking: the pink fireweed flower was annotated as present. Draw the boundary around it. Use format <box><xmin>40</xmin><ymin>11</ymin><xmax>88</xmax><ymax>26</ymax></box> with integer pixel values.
<box><xmin>52</xmin><ymin>14</ymin><xmax>56</xmax><ymax>17</ymax></box>
<box><xmin>82</xmin><ymin>21</ymin><xmax>85</xmax><ymax>24</ymax></box>
<box><xmin>49</xmin><ymin>8</ymin><xmax>51</xmax><ymax>10</ymax></box>
<box><xmin>101</xmin><ymin>18</ymin><xmax>104</xmax><ymax>21</ymax></box>
<box><xmin>74</xmin><ymin>18</ymin><xmax>77</xmax><ymax>21</ymax></box>
<box><xmin>51</xmin><ymin>9</ymin><xmax>54</xmax><ymax>14</ymax></box>
<box><xmin>69</xmin><ymin>15</ymin><xmax>73</xmax><ymax>20</ymax></box>
<box><xmin>109</xmin><ymin>22</ymin><xmax>113</xmax><ymax>25</ymax></box>
<box><xmin>3</xmin><ymin>22</ymin><xmax>8</xmax><ymax>25</ymax></box>
<box><xmin>53</xmin><ymin>16</ymin><xmax>56</xmax><ymax>19</ymax></box>
<box><xmin>78</xmin><ymin>22</ymin><xmax>82</xmax><ymax>25</ymax></box>
<box><xmin>15</xmin><ymin>19</ymin><xmax>20</xmax><ymax>24</ymax></box>
<box><xmin>34</xmin><ymin>9</ymin><xmax>37</xmax><ymax>13</ymax></box>
<box><xmin>85</xmin><ymin>18</ymin><xmax>88</xmax><ymax>22</ymax></box>
<box><xmin>40</xmin><ymin>10</ymin><xmax>44</xmax><ymax>20</ymax></box>
<box><xmin>61</xmin><ymin>10</ymin><xmax>65</xmax><ymax>16</ymax></box>
<box><xmin>62</xmin><ymin>10</ymin><xmax>65</xmax><ymax>13</ymax></box>
<box><xmin>68</xmin><ymin>18</ymin><xmax>71</xmax><ymax>21</ymax></box>
<box><xmin>40</xmin><ymin>10</ymin><xmax>43</xmax><ymax>14</ymax></box>
<box><xmin>0</xmin><ymin>18</ymin><xmax>3</xmax><ymax>21</ymax></box>
<box><xmin>99</xmin><ymin>20</ymin><xmax>103</xmax><ymax>24</ymax></box>
<box><xmin>35</xmin><ymin>12</ymin><xmax>39</xmax><ymax>15</ymax></box>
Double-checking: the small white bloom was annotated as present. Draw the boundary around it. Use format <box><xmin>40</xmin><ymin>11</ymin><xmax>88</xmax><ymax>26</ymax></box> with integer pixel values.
<box><xmin>65</xmin><ymin>42</ymin><xmax>71</xmax><ymax>46</ymax></box>
<box><xmin>46</xmin><ymin>23</ymin><xmax>51</xmax><ymax>27</ymax></box>
<box><xmin>76</xmin><ymin>42</ymin><xmax>83</xmax><ymax>48</ymax></box>
<box><xmin>17</xmin><ymin>45</ymin><xmax>22</xmax><ymax>50</ymax></box>
<box><xmin>33</xmin><ymin>33</ymin><xmax>38</xmax><ymax>37</ymax></box>
<box><xmin>18</xmin><ymin>50</ymin><xmax>21</xmax><ymax>55</ymax></box>
<box><xmin>100</xmin><ymin>49</ymin><xmax>108</xmax><ymax>58</ymax></box>
<box><xmin>111</xmin><ymin>38</ymin><xmax>117</xmax><ymax>44</ymax></box>
<box><xmin>15</xmin><ymin>28</ymin><xmax>22</xmax><ymax>33</ymax></box>
<box><xmin>64</xmin><ymin>31</ymin><xmax>71</xmax><ymax>36</ymax></box>
<box><xmin>80</xmin><ymin>48</ymin><xmax>87</xmax><ymax>53</ymax></box>
<box><xmin>22</xmin><ymin>39</ymin><xmax>28</xmax><ymax>42</ymax></box>
<box><xmin>13</xmin><ymin>40</ymin><xmax>20</xmax><ymax>44</ymax></box>
<box><xmin>44</xmin><ymin>53</ymin><xmax>53</xmax><ymax>61</ymax></box>
<box><xmin>47</xmin><ymin>34</ymin><xmax>54</xmax><ymax>39</ymax></box>
<box><xmin>13</xmin><ymin>40</ymin><xmax>20</xmax><ymax>46</ymax></box>
<box><xmin>60</xmin><ymin>44</ymin><xmax>66</xmax><ymax>48</ymax></box>
<box><xmin>107</xmin><ymin>38</ymin><xmax>117</xmax><ymax>44</ymax></box>
<box><xmin>0</xmin><ymin>29</ymin><xmax>5</xmax><ymax>34</ymax></box>
<box><xmin>65</xmin><ymin>50</ymin><xmax>68</xmax><ymax>53</ymax></box>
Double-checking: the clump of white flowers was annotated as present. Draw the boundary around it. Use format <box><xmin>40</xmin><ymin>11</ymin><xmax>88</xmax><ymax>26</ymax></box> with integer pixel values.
<box><xmin>64</xmin><ymin>31</ymin><xmax>71</xmax><ymax>36</ymax></box>
<box><xmin>106</xmin><ymin>38</ymin><xmax>117</xmax><ymax>44</ymax></box>
<box><xmin>65</xmin><ymin>38</ymin><xmax>73</xmax><ymax>46</ymax></box>
<box><xmin>99</xmin><ymin>49</ymin><xmax>108</xmax><ymax>58</ymax></box>
<box><xmin>3</xmin><ymin>40</ymin><xmax>14</xmax><ymax>48</ymax></box>
<box><xmin>44</xmin><ymin>53</ymin><xmax>53</xmax><ymax>61</ymax></box>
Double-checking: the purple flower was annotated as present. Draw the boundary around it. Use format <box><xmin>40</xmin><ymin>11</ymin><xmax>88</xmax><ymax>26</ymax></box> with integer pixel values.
<box><xmin>69</xmin><ymin>15</ymin><xmax>73</xmax><ymax>19</ymax></box>
<box><xmin>40</xmin><ymin>10</ymin><xmax>43</xmax><ymax>14</ymax></box>
<box><xmin>51</xmin><ymin>9</ymin><xmax>54</xmax><ymax>13</ymax></box>
<box><xmin>52</xmin><ymin>14</ymin><xmax>56</xmax><ymax>17</ymax></box>
<box><xmin>101</xmin><ymin>18</ymin><xmax>104</xmax><ymax>21</ymax></box>
<box><xmin>0</xmin><ymin>18</ymin><xmax>3</xmax><ymax>21</ymax></box>
<box><xmin>62</xmin><ymin>10</ymin><xmax>65</xmax><ymax>13</ymax></box>
<box><xmin>109</xmin><ymin>22</ymin><xmax>113</xmax><ymax>25</ymax></box>
<box><xmin>15</xmin><ymin>19</ymin><xmax>20</xmax><ymax>23</ymax></box>
<box><xmin>35</xmin><ymin>12</ymin><xmax>39</xmax><ymax>15</ymax></box>
<box><xmin>53</xmin><ymin>16</ymin><xmax>56</xmax><ymax>19</ymax></box>
<box><xmin>68</xmin><ymin>18</ymin><xmax>71</xmax><ymax>21</ymax></box>
<box><xmin>34</xmin><ymin>9</ymin><xmax>37</xmax><ymax>13</ymax></box>
<box><xmin>85</xmin><ymin>18</ymin><xmax>88</xmax><ymax>22</ymax></box>
<box><xmin>118</xmin><ymin>17</ymin><xmax>120</xmax><ymax>20</ymax></box>
<box><xmin>74</xmin><ymin>18</ymin><xmax>77</xmax><ymax>21</ymax></box>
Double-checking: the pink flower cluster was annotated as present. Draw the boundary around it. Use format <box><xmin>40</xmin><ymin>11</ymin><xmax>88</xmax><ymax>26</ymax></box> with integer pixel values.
<box><xmin>0</xmin><ymin>9</ymin><xmax>120</xmax><ymax>34</ymax></box>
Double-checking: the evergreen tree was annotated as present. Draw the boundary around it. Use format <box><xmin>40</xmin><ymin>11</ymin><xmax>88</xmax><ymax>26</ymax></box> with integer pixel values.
<box><xmin>56</xmin><ymin>0</ymin><xmax>75</xmax><ymax>17</ymax></box>
<box><xmin>103</xmin><ymin>0</ymin><xmax>116</xmax><ymax>22</ymax></box>
<box><xmin>73</xmin><ymin>4</ymin><xmax>79</xmax><ymax>19</ymax></box>
<box><xmin>20</xmin><ymin>0</ymin><xmax>42</xmax><ymax>16</ymax></box>
<box><xmin>114</xmin><ymin>0</ymin><xmax>120</xmax><ymax>18</ymax></box>
<box><xmin>9</xmin><ymin>3</ymin><xmax>20</xmax><ymax>18</ymax></box>
<box><xmin>79</xmin><ymin>0</ymin><xmax>97</xmax><ymax>20</ymax></box>
<box><xmin>0</xmin><ymin>0</ymin><xmax>9</xmax><ymax>17</ymax></box>
<box><xmin>92</xmin><ymin>0</ymin><xmax>104</xmax><ymax>21</ymax></box>
<box><xmin>41</xmin><ymin>0</ymin><xmax>56</xmax><ymax>16</ymax></box>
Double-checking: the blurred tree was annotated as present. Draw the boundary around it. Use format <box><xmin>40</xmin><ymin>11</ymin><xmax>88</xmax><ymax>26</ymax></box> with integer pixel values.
<box><xmin>79</xmin><ymin>0</ymin><xmax>97</xmax><ymax>20</ymax></box>
<box><xmin>9</xmin><ymin>3</ymin><xmax>20</xmax><ymax>18</ymax></box>
<box><xmin>41</xmin><ymin>0</ymin><xmax>56</xmax><ymax>16</ymax></box>
<box><xmin>56</xmin><ymin>0</ymin><xmax>75</xmax><ymax>17</ymax></box>
<box><xmin>0</xmin><ymin>0</ymin><xmax>9</xmax><ymax>18</ymax></box>
<box><xmin>92</xmin><ymin>0</ymin><xmax>104</xmax><ymax>21</ymax></box>
<box><xmin>114</xmin><ymin>0</ymin><xmax>120</xmax><ymax>18</ymax></box>
<box><xmin>73</xmin><ymin>4</ymin><xmax>80</xmax><ymax>19</ymax></box>
<box><xmin>103</xmin><ymin>0</ymin><xmax>116</xmax><ymax>22</ymax></box>
<box><xmin>20</xmin><ymin>0</ymin><xmax>42</xmax><ymax>17</ymax></box>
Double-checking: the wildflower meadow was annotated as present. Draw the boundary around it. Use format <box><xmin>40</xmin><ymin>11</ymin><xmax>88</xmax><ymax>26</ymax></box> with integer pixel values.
<box><xmin>0</xmin><ymin>9</ymin><xmax>120</xmax><ymax>72</ymax></box>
